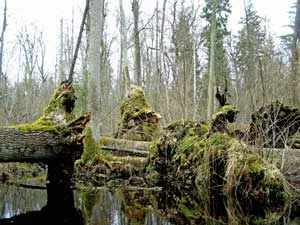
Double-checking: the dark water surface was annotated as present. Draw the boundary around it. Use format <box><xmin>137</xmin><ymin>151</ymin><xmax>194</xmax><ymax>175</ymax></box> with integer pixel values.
<box><xmin>0</xmin><ymin>184</ymin><xmax>299</xmax><ymax>225</ymax></box>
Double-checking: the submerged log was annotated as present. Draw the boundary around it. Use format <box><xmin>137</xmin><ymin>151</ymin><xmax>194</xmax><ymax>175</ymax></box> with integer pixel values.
<box><xmin>0</xmin><ymin>81</ymin><xmax>90</xmax><ymax>163</ymax></box>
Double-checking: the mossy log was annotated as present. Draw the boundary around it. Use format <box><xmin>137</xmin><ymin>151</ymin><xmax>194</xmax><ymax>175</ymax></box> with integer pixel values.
<box><xmin>99</xmin><ymin>136</ymin><xmax>300</xmax><ymax>178</ymax></box>
<box><xmin>0</xmin><ymin>81</ymin><xmax>90</xmax><ymax>163</ymax></box>
<box><xmin>100</xmin><ymin>136</ymin><xmax>149</xmax><ymax>157</ymax></box>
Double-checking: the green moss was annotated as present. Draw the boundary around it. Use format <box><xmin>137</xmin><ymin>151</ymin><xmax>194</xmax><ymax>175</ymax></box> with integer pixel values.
<box><xmin>79</xmin><ymin>128</ymin><xmax>99</xmax><ymax>165</ymax></box>
<box><xmin>117</xmin><ymin>86</ymin><xmax>161</xmax><ymax>141</ymax></box>
<box><xmin>180</xmin><ymin>204</ymin><xmax>202</xmax><ymax>219</ymax></box>
<box><xmin>120</xmin><ymin>87</ymin><xmax>151</xmax><ymax>120</ymax></box>
<box><xmin>9</xmin><ymin>82</ymin><xmax>76</xmax><ymax>134</ymax></box>
<box><xmin>146</xmin><ymin>117</ymin><xmax>290</xmax><ymax>224</ymax></box>
<box><xmin>99</xmin><ymin>136</ymin><xmax>115</xmax><ymax>146</ymax></box>
<box><xmin>12</xmin><ymin>122</ymin><xmax>67</xmax><ymax>134</ymax></box>
<box><xmin>213</xmin><ymin>105</ymin><xmax>239</xmax><ymax>120</ymax></box>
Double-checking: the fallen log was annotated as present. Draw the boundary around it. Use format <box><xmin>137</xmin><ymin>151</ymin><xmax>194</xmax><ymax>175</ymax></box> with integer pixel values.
<box><xmin>0</xmin><ymin>81</ymin><xmax>90</xmax><ymax>163</ymax></box>
<box><xmin>99</xmin><ymin>136</ymin><xmax>300</xmax><ymax>178</ymax></box>
<box><xmin>100</xmin><ymin>136</ymin><xmax>149</xmax><ymax>157</ymax></box>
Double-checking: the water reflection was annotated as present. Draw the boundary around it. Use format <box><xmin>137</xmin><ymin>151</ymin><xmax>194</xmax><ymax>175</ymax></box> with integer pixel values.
<box><xmin>0</xmin><ymin>183</ymin><xmax>83</xmax><ymax>225</ymax></box>
<box><xmin>74</xmin><ymin>187</ymin><xmax>171</xmax><ymax>225</ymax></box>
<box><xmin>0</xmin><ymin>185</ymin><xmax>46</xmax><ymax>219</ymax></box>
<box><xmin>0</xmin><ymin>184</ymin><xmax>299</xmax><ymax>225</ymax></box>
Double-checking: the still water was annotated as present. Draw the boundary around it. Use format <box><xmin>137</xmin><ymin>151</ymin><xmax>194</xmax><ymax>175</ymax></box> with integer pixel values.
<box><xmin>0</xmin><ymin>184</ymin><xmax>170</xmax><ymax>225</ymax></box>
<box><xmin>0</xmin><ymin>184</ymin><xmax>299</xmax><ymax>225</ymax></box>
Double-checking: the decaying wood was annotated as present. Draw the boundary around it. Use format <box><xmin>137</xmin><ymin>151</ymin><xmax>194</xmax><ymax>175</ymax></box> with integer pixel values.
<box><xmin>0</xmin><ymin>128</ymin><xmax>80</xmax><ymax>163</ymax></box>
<box><xmin>0</xmin><ymin>82</ymin><xmax>90</xmax><ymax>163</ymax></box>
<box><xmin>100</xmin><ymin>136</ymin><xmax>149</xmax><ymax>157</ymax></box>
<box><xmin>100</xmin><ymin>136</ymin><xmax>300</xmax><ymax>179</ymax></box>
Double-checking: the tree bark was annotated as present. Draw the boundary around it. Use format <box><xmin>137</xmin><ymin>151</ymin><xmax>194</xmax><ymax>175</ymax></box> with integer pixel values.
<box><xmin>100</xmin><ymin>136</ymin><xmax>149</xmax><ymax>157</ymax></box>
<box><xmin>207</xmin><ymin>0</ymin><xmax>216</xmax><ymax>121</ymax></box>
<box><xmin>87</xmin><ymin>0</ymin><xmax>105</xmax><ymax>140</ymax></box>
<box><xmin>291</xmin><ymin>0</ymin><xmax>300</xmax><ymax>105</ymax></box>
<box><xmin>0</xmin><ymin>118</ymin><xmax>88</xmax><ymax>163</ymax></box>
<box><xmin>68</xmin><ymin>0</ymin><xmax>90</xmax><ymax>83</ymax></box>
<box><xmin>0</xmin><ymin>82</ymin><xmax>90</xmax><ymax>163</ymax></box>
<box><xmin>132</xmin><ymin>0</ymin><xmax>142</xmax><ymax>86</ymax></box>
<box><xmin>118</xmin><ymin>0</ymin><xmax>129</xmax><ymax>97</ymax></box>
<box><xmin>0</xmin><ymin>0</ymin><xmax>7</xmax><ymax>79</ymax></box>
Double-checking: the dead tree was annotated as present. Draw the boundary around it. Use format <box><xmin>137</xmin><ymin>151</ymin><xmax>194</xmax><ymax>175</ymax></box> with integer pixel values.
<box><xmin>215</xmin><ymin>77</ymin><xmax>229</xmax><ymax>107</ymax></box>
<box><xmin>0</xmin><ymin>81</ymin><xmax>90</xmax><ymax>163</ymax></box>
<box><xmin>212</xmin><ymin>77</ymin><xmax>238</xmax><ymax>133</ymax></box>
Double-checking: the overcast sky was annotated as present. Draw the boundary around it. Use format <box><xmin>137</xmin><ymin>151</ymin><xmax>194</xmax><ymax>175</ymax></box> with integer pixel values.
<box><xmin>0</xmin><ymin>0</ymin><xmax>295</xmax><ymax>80</ymax></box>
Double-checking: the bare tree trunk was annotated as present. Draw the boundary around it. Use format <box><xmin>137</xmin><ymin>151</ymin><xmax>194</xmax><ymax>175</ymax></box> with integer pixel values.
<box><xmin>193</xmin><ymin>40</ymin><xmax>197</xmax><ymax>120</ymax></box>
<box><xmin>59</xmin><ymin>19</ymin><xmax>65</xmax><ymax>81</ymax></box>
<box><xmin>118</xmin><ymin>0</ymin><xmax>128</xmax><ymax>97</ymax></box>
<box><xmin>0</xmin><ymin>0</ymin><xmax>7</xmax><ymax>79</ymax></box>
<box><xmin>161</xmin><ymin>0</ymin><xmax>169</xmax><ymax>125</ymax></box>
<box><xmin>207</xmin><ymin>0</ymin><xmax>216</xmax><ymax>121</ymax></box>
<box><xmin>132</xmin><ymin>0</ymin><xmax>142</xmax><ymax>86</ymax></box>
<box><xmin>87</xmin><ymin>0</ymin><xmax>105</xmax><ymax>140</ymax></box>
<box><xmin>68</xmin><ymin>0</ymin><xmax>90</xmax><ymax>83</ymax></box>
<box><xmin>291</xmin><ymin>0</ymin><xmax>300</xmax><ymax>105</ymax></box>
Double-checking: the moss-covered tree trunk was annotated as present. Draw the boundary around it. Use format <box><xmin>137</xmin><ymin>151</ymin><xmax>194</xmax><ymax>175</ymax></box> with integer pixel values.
<box><xmin>0</xmin><ymin>81</ymin><xmax>90</xmax><ymax>163</ymax></box>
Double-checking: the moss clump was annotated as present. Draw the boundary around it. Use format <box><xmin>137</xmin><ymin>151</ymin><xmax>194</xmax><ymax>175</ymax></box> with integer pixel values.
<box><xmin>11</xmin><ymin>81</ymin><xmax>76</xmax><ymax>134</ymax></box>
<box><xmin>211</xmin><ymin>105</ymin><xmax>239</xmax><ymax>133</ymax></box>
<box><xmin>116</xmin><ymin>86</ymin><xmax>161</xmax><ymax>141</ymax></box>
<box><xmin>79</xmin><ymin>128</ymin><xmax>99</xmax><ymax>166</ymax></box>
<box><xmin>224</xmin><ymin>151</ymin><xmax>290</xmax><ymax>224</ymax></box>
<box><xmin>120</xmin><ymin>86</ymin><xmax>151</xmax><ymax>118</ymax></box>
<box><xmin>146</xmin><ymin>118</ymin><xmax>290</xmax><ymax>224</ymax></box>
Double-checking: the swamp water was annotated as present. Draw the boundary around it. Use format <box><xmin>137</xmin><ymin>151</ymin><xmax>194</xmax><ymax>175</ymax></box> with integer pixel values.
<box><xmin>0</xmin><ymin>184</ymin><xmax>299</xmax><ymax>225</ymax></box>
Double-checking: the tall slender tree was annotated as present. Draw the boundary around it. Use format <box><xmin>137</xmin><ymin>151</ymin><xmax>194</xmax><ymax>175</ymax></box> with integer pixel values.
<box><xmin>0</xmin><ymin>0</ymin><xmax>7</xmax><ymax>81</ymax></box>
<box><xmin>118</xmin><ymin>0</ymin><xmax>129</xmax><ymax>97</ymax></box>
<box><xmin>236</xmin><ymin>0</ymin><xmax>265</xmax><ymax>111</ymax></box>
<box><xmin>291</xmin><ymin>0</ymin><xmax>300</xmax><ymax>105</ymax></box>
<box><xmin>206</xmin><ymin>0</ymin><xmax>216</xmax><ymax>121</ymax></box>
<box><xmin>87</xmin><ymin>0</ymin><xmax>105</xmax><ymax>139</ymax></box>
<box><xmin>132</xmin><ymin>0</ymin><xmax>142</xmax><ymax>86</ymax></box>
<box><xmin>202</xmin><ymin>0</ymin><xmax>231</xmax><ymax>120</ymax></box>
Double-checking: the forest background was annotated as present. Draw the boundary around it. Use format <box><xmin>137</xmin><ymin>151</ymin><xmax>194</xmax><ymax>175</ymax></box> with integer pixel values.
<box><xmin>0</xmin><ymin>0</ymin><xmax>298</xmax><ymax>139</ymax></box>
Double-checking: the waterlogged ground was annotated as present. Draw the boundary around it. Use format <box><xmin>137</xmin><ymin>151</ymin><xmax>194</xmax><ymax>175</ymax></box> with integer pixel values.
<box><xmin>0</xmin><ymin>184</ymin><xmax>300</xmax><ymax>225</ymax></box>
<box><xmin>0</xmin><ymin>184</ymin><xmax>172</xmax><ymax>225</ymax></box>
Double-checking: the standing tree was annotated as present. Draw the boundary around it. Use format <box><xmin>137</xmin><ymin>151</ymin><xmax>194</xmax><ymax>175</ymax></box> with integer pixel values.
<box><xmin>202</xmin><ymin>0</ymin><xmax>231</xmax><ymax>120</ymax></box>
<box><xmin>0</xmin><ymin>0</ymin><xmax>7</xmax><ymax>81</ymax></box>
<box><xmin>234</xmin><ymin>0</ymin><xmax>265</xmax><ymax>115</ymax></box>
<box><xmin>87</xmin><ymin>0</ymin><xmax>105</xmax><ymax>139</ymax></box>
<box><xmin>206</xmin><ymin>0</ymin><xmax>216</xmax><ymax>121</ymax></box>
<box><xmin>291</xmin><ymin>0</ymin><xmax>300</xmax><ymax>105</ymax></box>
<box><xmin>132</xmin><ymin>0</ymin><xmax>142</xmax><ymax>86</ymax></box>
<box><xmin>118</xmin><ymin>0</ymin><xmax>129</xmax><ymax>98</ymax></box>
